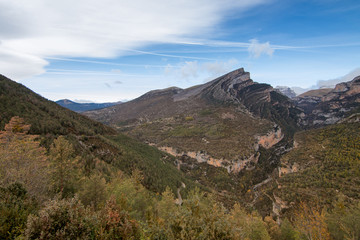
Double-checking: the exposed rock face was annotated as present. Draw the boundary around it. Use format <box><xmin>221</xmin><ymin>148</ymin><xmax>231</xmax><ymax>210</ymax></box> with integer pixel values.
<box><xmin>295</xmin><ymin>75</ymin><xmax>360</xmax><ymax>127</ymax></box>
<box><xmin>257</xmin><ymin>125</ymin><xmax>283</xmax><ymax>149</ymax></box>
<box><xmin>155</xmin><ymin>125</ymin><xmax>285</xmax><ymax>173</ymax></box>
<box><xmin>275</xmin><ymin>86</ymin><xmax>297</xmax><ymax>98</ymax></box>
<box><xmin>158</xmin><ymin>145</ymin><xmax>260</xmax><ymax>173</ymax></box>
<box><xmin>272</xmin><ymin>194</ymin><xmax>289</xmax><ymax>218</ymax></box>
<box><xmin>278</xmin><ymin>162</ymin><xmax>299</xmax><ymax>177</ymax></box>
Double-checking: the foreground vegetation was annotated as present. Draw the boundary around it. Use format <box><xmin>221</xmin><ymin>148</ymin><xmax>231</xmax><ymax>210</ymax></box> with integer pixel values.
<box><xmin>1</xmin><ymin>117</ymin><xmax>359</xmax><ymax>240</ymax></box>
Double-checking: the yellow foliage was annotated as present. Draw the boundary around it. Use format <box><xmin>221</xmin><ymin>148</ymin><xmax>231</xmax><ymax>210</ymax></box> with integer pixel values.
<box><xmin>293</xmin><ymin>201</ymin><xmax>331</xmax><ymax>240</ymax></box>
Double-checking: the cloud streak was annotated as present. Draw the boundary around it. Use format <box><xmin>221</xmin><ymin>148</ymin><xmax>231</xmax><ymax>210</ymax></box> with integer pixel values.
<box><xmin>0</xmin><ymin>0</ymin><xmax>268</xmax><ymax>80</ymax></box>
<box><xmin>166</xmin><ymin>59</ymin><xmax>239</xmax><ymax>80</ymax></box>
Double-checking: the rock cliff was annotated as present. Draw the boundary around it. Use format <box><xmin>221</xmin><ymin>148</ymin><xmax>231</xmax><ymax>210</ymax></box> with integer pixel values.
<box><xmin>295</xmin><ymin>75</ymin><xmax>360</xmax><ymax>127</ymax></box>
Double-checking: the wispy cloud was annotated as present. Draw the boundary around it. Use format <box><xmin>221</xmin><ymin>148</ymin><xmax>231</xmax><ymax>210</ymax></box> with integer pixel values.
<box><xmin>248</xmin><ymin>39</ymin><xmax>274</xmax><ymax>58</ymax></box>
<box><xmin>45</xmin><ymin>57</ymin><xmax>173</xmax><ymax>68</ymax></box>
<box><xmin>183</xmin><ymin>39</ymin><xmax>360</xmax><ymax>51</ymax></box>
<box><xmin>180</xmin><ymin>61</ymin><xmax>199</xmax><ymax>79</ymax></box>
<box><xmin>121</xmin><ymin>48</ymin><xmax>216</xmax><ymax>61</ymax></box>
<box><xmin>166</xmin><ymin>59</ymin><xmax>239</xmax><ymax>80</ymax></box>
<box><xmin>203</xmin><ymin>59</ymin><xmax>239</xmax><ymax>76</ymax></box>
<box><xmin>0</xmin><ymin>0</ymin><xmax>269</xmax><ymax>80</ymax></box>
<box><xmin>316</xmin><ymin>68</ymin><xmax>360</xmax><ymax>88</ymax></box>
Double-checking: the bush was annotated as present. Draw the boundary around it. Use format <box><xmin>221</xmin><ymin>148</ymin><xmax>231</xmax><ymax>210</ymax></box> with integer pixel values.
<box><xmin>24</xmin><ymin>197</ymin><xmax>97</xmax><ymax>240</ymax></box>
<box><xmin>0</xmin><ymin>183</ymin><xmax>37</xmax><ymax>239</ymax></box>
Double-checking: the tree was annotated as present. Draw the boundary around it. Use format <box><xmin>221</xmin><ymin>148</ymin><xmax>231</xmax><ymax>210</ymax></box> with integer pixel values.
<box><xmin>49</xmin><ymin>136</ymin><xmax>79</xmax><ymax>197</ymax></box>
<box><xmin>78</xmin><ymin>173</ymin><xmax>107</xmax><ymax>209</ymax></box>
<box><xmin>0</xmin><ymin>116</ymin><xmax>30</xmax><ymax>141</ymax></box>
<box><xmin>0</xmin><ymin>116</ymin><xmax>49</xmax><ymax>199</ymax></box>
<box><xmin>293</xmin><ymin>202</ymin><xmax>330</xmax><ymax>240</ymax></box>
<box><xmin>97</xmin><ymin>196</ymin><xmax>141</xmax><ymax>240</ymax></box>
<box><xmin>229</xmin><ymin>203</ymin><xmax>270</xmax><ymax>240</ymax></box>
<box><xmin>327</xmin><ymin>201</ymin><xmax>360</xmax><ymax>240</ymax></box>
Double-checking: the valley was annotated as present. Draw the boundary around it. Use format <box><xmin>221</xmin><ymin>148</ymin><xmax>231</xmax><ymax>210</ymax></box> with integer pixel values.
<box><xmin>1</xmin><ymin>69</ymin><xmax>359</xmax><ymax>239</ymax></box>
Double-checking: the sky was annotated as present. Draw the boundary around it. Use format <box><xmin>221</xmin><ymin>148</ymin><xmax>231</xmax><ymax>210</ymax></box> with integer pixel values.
<box><xmin>1</xmin><ymin>0</ymin><xmax>360</xmax><ymax>102</ymax></box>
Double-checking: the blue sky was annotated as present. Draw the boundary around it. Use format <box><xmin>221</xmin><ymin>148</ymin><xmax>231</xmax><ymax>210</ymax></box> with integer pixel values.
<box><xmin>0</xmin><ymin>0</ymin><xmax>359</xmax><ymax>102</ymax></box>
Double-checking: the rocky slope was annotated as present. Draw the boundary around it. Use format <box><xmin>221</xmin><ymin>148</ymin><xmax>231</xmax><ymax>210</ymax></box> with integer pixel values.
<box><xmin>295</xmin><ymin>75</ymin><xmax>360</xmax><ymax>127</ymax></box>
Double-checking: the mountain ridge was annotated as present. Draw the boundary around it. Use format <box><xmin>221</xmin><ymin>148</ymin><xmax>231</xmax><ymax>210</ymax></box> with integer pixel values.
<box><xmin>56</xmin><ymin>99</ymin><xmax>121</xmax><ymax>113</ymax></box>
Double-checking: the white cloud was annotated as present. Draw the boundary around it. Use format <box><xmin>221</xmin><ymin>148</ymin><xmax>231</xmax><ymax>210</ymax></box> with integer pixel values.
<box><xmin>248</xmin><ymin>39</ymin><xmax>274</xmax><ymax>58</ymax></box>
<box><xmin>289</xmin><ymin>68</ymin><xmax>360</xmax><ymax>95</ymax></box>
<box><xmin>180</xmin><ymin>61</ymin><xmax>199</xmax><ymax>79</ymax></box>
<box><xmin>73</xmin><ymin>99</ymin><xmax>95</xmax><ymax>103</ymax></box>
<box><xmin>0</xmin><ymin>0</ymin><xmax>268</xmax><ymax>80</ymax></box>
<box><xmin>0</xmin><ymin>47</ymin><xmax>48</xmax><ymax>79</ymax></box>
<box><xmin>203</xmin><ymin>58</ymin><xmax>239</xmax><ymax>76</ymax></box>
<box><xmin>167</xmin><ymin>59</ymin><xmax>240</xmax><ymax>81</ymax></box>
<box><xmin>316</xmin><ymin>68</ymin><xmax>360</xmax><ymax>88</ymax></box>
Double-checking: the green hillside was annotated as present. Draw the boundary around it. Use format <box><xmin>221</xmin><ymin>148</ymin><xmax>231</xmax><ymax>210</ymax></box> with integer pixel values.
<box><xmin>0</xmin><ymin>75</ymin><xmax>198</xmax><ymax>195</ymax></box>
<box><xmin>275</xmin><ymin>121</ymin><xmax>360</xmax><ymax>209</ymax></box>
<box><xmin>0</xmin><ymin>74</ymin><xmax>114</xmax><ymax>136</ymax></box>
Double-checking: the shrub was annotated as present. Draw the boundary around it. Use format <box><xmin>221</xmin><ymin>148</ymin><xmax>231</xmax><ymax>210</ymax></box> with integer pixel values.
<box><xmin>24</xmin><ymin>197</ymin><xmax>97</xmax><ymax>240</ymax></box>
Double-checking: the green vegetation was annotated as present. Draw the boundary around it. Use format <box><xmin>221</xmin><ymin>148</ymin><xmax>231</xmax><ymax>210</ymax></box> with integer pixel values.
<box><xmin>124</xmin><ymin>106</ymin><xmax>271</xmax><ymax>160</ymax></box>
<box><xmin>1</xmin><ymin>116</ymin><xmax>359</xmax><ymax>239</ymax></box>
<box><xmin>103</xmin><ymin>134</ymin><xmax>199</xmax><ymax>195</ymax></box>
<box><xmin>0</xmin><ymin>74</ymin><xmax>113</xmax><ymax>135</ymax></box>
<box><xmin>276</xmin><ymin>122</ymin><xmax>360</xmax><ymax>206</ymax></box>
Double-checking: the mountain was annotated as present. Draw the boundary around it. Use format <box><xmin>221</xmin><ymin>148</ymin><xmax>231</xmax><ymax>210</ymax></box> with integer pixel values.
<box><xmin>0</xmin><ymin>74</ymin><xmax>114</xmax><ymax>136</ymax></box>
<box><xmin>295</xmin><ymin>75</ymin><xmax>360</xmax><ymax>127</ymax></box>
<box><xmin>84</xmin><ymin>68</ymin><xmax>304</xmax><ymax>210</ymax></box>
<box><xmin>0</xmin><ymin>74</ymin><xmax>199</xmax><ymax>195</ymax></box>
<box><xmin>275</xmin><ymin>86</ymin><xmax>297</xmax><ymax>98</ymax></box>
<box><xmin>85</xmin><ymin>68</ymin><xmax>302</xmax><ymax>165</ymax></box>
<box><xmin>56</xmin><ymin>99</ymin><xmax>121</xmax><ymax>112</ymax></box>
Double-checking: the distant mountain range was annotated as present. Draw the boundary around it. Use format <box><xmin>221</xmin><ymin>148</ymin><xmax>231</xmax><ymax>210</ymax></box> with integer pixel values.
<box><xmin>56</xmin><ymin>99</ymin><xmax>121</xmax><ymax>112</ymax></box>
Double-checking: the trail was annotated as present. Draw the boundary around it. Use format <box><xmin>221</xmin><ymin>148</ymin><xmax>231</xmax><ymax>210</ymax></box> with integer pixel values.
<box><xmin>251</xmin><ymin>176</ymin><xmax>272</xmax><ymax>205</ymax></box>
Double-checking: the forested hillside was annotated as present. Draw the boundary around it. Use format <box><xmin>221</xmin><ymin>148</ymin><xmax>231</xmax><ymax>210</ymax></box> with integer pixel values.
<box><xmin>0</xmin><ymin>74</ymin><xmax>114</xmax><ymax>135</ymax></box>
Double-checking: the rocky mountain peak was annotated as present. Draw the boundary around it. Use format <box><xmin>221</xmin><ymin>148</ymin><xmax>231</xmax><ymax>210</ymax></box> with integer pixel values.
<box><xmin>172</xmin><ymin>67</ymin><xmax>252</xmax><ymax>102</ymax></box>
<box><xmin>275</xmin><ymin>86</ymin><xmax>297</xmax><ymax>99</ymax></box>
